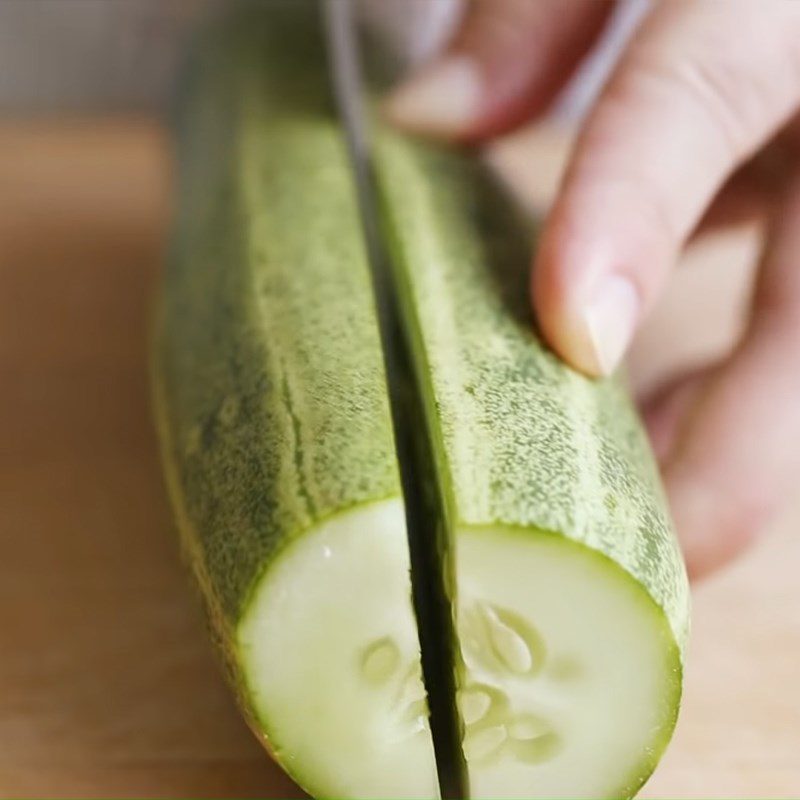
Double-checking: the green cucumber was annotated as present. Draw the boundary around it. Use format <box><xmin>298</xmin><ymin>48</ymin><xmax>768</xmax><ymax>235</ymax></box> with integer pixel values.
<box><xmin>155</xmin><ymin>3</ymin><xmax>690</xmax><ymax>798</ymax></box>
<box><xmin>153</xmin><ymin>5</ymin><xmax>437</xmax><ymax>798</ymax></box>
<box><xmin>373</xmin><ymin>131</ymin><xmax>690</xmax><ymax>799</ymax></box>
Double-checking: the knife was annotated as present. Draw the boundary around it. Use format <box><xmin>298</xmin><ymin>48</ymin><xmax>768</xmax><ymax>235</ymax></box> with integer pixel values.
<box><xmin>323</xmin><ymin>3</ymin><xmax>467</xmax><ymax>797</ymax></box>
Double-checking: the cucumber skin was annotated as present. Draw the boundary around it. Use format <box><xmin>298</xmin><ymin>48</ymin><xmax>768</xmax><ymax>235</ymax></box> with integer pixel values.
<box><xmin>374</xmin><ymin>132</ymin><xmax>690</xmax><ymax>658</ymax></box>
<box><xmin>156</xmin><ymin>4</ymin><xmax>399</xmax><ymax>631</ymax></box>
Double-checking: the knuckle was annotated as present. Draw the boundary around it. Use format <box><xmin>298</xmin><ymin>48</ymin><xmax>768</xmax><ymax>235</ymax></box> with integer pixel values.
<box><xmin>678</xmin><ymin>57</ymin><xmax>753</xmax><ymax>156</ymax></box>
<box><xmin>728</xmin><ymin>495</ymin><xmax>770</xmax><ymax>547</ymax></box>
<box><xmin>626</xmin><ymin>45</ymin><xmax>754</xmax><ymax>161</ymax></box>
<box><xmin>459</xmin><ymin>0</ymin><xmax>541</xmax><ymax>50</ymax></box>
<box><xmin>750</xmin><ymin>294</ymin><xmax>800</xmax><ymax>350</ymax></box>
<box><xmin>621</xmin><ymin>8</ymin><xmax>800</xmax><ymax>165</ymax></box>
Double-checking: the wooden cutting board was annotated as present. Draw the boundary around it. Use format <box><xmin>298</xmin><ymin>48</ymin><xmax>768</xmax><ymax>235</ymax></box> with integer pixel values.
<box><xmin>0</xmin><ymin>119</ymin><xmax>797</xmax><ymax>799</ymax></box>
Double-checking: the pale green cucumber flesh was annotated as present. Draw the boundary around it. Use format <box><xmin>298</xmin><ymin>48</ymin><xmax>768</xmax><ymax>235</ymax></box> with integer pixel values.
<box><xmin>239</xmin><ymin>499</ymin><xmax>437</xmax><ymax>799</ymax></box>
<box><xmin>455</xmin><ymin>528</ymin><xmax>681</xmax><ymax>799</ymax></box>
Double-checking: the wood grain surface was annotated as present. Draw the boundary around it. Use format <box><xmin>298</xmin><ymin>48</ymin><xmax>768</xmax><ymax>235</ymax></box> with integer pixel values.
<box><xmin>0</xmin><ymin>119</ymin><xmax>797</xmax><ymax>799</ymax></box>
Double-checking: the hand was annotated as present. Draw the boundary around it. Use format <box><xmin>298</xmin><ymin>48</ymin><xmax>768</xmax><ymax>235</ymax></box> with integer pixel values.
<box><xmin>384</xmin><ymin>0</ymin><xmax>800</xmax><ymax>579</ymax></box>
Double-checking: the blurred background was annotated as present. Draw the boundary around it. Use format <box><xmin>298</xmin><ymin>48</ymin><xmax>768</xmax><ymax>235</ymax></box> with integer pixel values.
<box><xmin>0</xmin><ymin>1</ymin><xmax>208</xmax><ymax>112</ymax></box>
<box><xmin>0</xmin><ymin>1</ymin><xmax>797</xmax><ymax>798</ymax></box>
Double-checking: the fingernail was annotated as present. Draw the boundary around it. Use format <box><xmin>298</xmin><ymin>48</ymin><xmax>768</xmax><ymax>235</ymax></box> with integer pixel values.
<box><xmin>583</xmin><ymin>276</ymin><xmax>639</xmax><ymax>376</ymax></box>
<box><xmin>384</xmin><ymin>56</ymin><xmax>482</xmax><ymax>135</ymax></box>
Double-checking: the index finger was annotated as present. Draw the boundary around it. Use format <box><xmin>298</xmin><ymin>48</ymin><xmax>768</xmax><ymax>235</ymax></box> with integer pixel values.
<box><xmin>533</xmin><ymin>0</ymin><xmax>800</xmax><ymax>376</ymax></box>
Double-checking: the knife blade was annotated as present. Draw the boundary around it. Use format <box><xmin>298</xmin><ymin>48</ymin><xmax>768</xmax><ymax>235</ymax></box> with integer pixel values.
<box><xmin>322</xmin><ymin>3</ymin><xmax>467</xmax><ymax>797</ymax></box>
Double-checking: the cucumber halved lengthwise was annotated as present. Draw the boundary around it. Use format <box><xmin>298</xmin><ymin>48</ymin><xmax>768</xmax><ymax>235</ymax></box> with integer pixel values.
<box><xmin>373</xmin><ymin>130</ymin><xmax>690</xmax><ymax>799</ymax></box>
<box><xmin>153</xmin><ymin>4</ymin><xmax>438</xmax><ymax>798</ymax></box>
<box><xmin>154</xmin><ymin>2</ymin><xmax>690</xmax><ymax>798</ymax></box>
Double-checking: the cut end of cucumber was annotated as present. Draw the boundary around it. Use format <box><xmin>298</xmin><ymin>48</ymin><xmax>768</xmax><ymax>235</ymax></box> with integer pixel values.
<box><xmin>457</xmin><ymin>527</ymin><xmax>682</xmax><ymax>800</ymax></box>
<box><xmin>237</xmin><ymin>499</ymin><xmax>439</xmax><ymax>799</ymax></box>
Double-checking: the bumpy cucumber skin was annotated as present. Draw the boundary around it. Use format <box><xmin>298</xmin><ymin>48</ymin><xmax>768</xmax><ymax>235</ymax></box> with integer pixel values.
<box><xmin>375</xmin><ymin>132</ymin><xmax>689</xmax><ymax>653</ymax></box>
<box><xmin>159</xmin><ymin>4</ymin><xmax>398</xmax><ymax>625</ymax></box>
<box><xmin>374</xmin><ymin>132</ymin><xmax>690</xmax><ymax>797</ymax></box>
<box><xmin>154</xmin><ymin>4</ymin><xmax>404</xmax><ymax>791</ymax></box>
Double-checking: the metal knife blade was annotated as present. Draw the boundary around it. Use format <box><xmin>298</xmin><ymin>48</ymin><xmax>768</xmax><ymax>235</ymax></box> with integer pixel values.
<box><xmin>322</xmin><ymin>4</ymin><xmax>467</xmax><ymax>797</ymax></box>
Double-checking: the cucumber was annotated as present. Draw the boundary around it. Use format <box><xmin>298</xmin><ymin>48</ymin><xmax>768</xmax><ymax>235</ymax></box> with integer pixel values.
<box><xmin>155</xmin><ymin>3</ymin><xmax>690</xmax><ymax>798</ymax></box>
<box><xmin>373</xmin><ymin>132</ymin><xmax>690</xmax><ymax>799</ymax></box>
<box><xmin>153</xmin><ymin>5</ymin><xmax>438</xmax><ymax>798</ymax></box>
